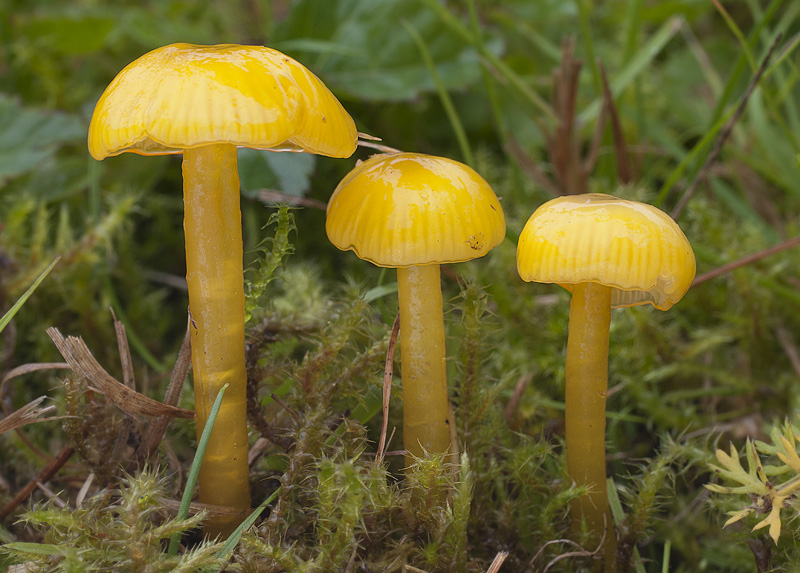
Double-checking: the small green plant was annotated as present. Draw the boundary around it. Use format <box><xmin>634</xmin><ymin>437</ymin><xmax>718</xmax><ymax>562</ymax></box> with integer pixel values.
<box><xmin>0</xmin><ymin>468</ymin><xmax>226</xmax><ymax>571</ymax></box>
<box><xmin>245</xmin><ymin>205</ymin><xmax>297</xmax><ymax>325</ymax></box>
<box><xmin>706</xmin><ymin>420</ymin><xmax>800</xmax><ymax>544</ymax></box>
<box><xmin>5</xmin><ymin>1</ymin><xmax>800</xmax><ymax>570</ymax></box>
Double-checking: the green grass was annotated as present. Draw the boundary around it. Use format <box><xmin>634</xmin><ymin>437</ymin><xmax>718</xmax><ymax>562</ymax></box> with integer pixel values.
<box><xmin>2</xmin><ymin>0</ymin><xmax>800</xmax><ymax>571</ymax></box>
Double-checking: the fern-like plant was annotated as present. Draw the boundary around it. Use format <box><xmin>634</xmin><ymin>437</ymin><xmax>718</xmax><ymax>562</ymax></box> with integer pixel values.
<box><xmin>706</xmin><ymin>420</ymin><xmax>800</xmax><ymax>544</ymax></box>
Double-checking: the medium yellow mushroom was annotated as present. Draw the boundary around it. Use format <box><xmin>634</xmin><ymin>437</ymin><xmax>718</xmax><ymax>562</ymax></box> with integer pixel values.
<box><xmin>326</xmin><ymin>152</ymin><xmax>505</xmax><ymax>467</ymax></box>
<box><xmin>88</xmin><ymin>43</ymin><xmax>356</xmax><ymax>537</ymax></box>
<box><xmin>516</xmin><ymin>193</ymin><xmax>695</xmax><ymax>570</ymax></box>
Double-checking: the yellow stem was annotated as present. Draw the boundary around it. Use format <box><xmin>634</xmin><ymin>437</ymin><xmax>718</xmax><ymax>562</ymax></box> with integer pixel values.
<box><xmin>183</xmin><ymin>144</ymin><xmax>251</xmax><ymax>538</ymax></box>
<box><xmin>396</xmin><ymin>265</ymin><xmax>452</xmax><ymax>468</ymax></box>
<box><xmin>565</xmin><ymin>282</ymin><xmax>617</xmax><ymax>570</ymax></box>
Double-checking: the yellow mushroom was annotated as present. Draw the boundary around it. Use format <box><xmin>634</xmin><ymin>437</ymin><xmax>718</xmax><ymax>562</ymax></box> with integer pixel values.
<box><xmin>326</xmin><ymin>152</ymin><xmax>505</xmax><ymax>467</ymax></box>
<box><xmin>88</xmin><ymin>43</ymin><xmax>356</xmax><ymax>537</ymax></box>
<box><xmin>516</xmin><ymin>193</ymin><xmax>695</xmax><ymax>568</ymax></box>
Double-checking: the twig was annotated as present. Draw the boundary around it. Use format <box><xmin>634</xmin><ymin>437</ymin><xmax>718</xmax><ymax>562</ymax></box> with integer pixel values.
<box><xmin>547</xmin><ymin>38</ymin><xmax>589</xmax><ymax>195</ymax></box>
<box><xmin>486</xmin><ymin>551</ymin><xmax>509</xmax><ymax>573</ymax></box>
<box><xmin>344</xmin><ymin>542</ymin><xmax>360</xmax><ymax>573</ymax></box>
<box><xmin>34</xmin><ymin>480</ymin><xmax>66</xmax><ymax>508</ymax></box>
<box><xmin>247</xmin><ymin>436</ymin><xmax>271</xmax><ymax>466</ymax></box>
<box><xmin>374</xmin><ymin>448</ymin><xmax>406</xmax><ymax>458</ymax></box>
<box><xmin>270</xmin><ymin>393</ymin><xmax>302</xmax><ymax>424</ymax></box>
<box><xmin>75</xmin><ymin>472</ymin><xmax>95</xmax><ymax>508</ymax></box>
<box><xmin>0</xmin><ymin>396</ymin><xmax>57</xmax><ymax>434</ymax></box>
<box><xmin>135</xmin><ymin>317</ymin><xmax>193</xmax><ymax>462</ymax></box>
<box><xmin>544</xmin><ymin>549</ymin><xmax>599</xmax><ymax>573</ymax></box>
<box><xmin>692</xmin><ymin>234</ymin><xmax>800</xmax><ymax>286</ymax></box>
<box><xmin>385</xmin><ymin>428</ymin><xmax>398</xmax><ymax>455</ymax></box>
<box><xmin>1</xmin><ymin>363</ymin><xmax>70</xmax><ymax>409</ymax></box>
<box><xmin>356</xmin><ymin>140</ymin><xmax>403</xmax><ymax>154</ymax></box>
<box><xmin>0</xmin><ymin>445</ymin><xmax>75</xmax><ymax>522</ymax></box>
<box><xmin>671</xmin><ymin>33</ymin><xmax>783</xmax><ymax>219</ymax></box>
<box><xmin>1</xmin><ymin>362</ymin><xmax>70</xmax><ymax>462</ymax></box>
<box><xmin>530</xmin><ymin>538</ymin><xmax>589</xmax><ymax>568</ymax></box>
<box><xmin>776</xmin><ymin>324</ymin><xmax>800</xmax><ymax>379</ymax></box>
<box><xmin>503</xmin><ymin>371</ymin><xmax>533</xmax><ymax>425</ymax></box>
<box><xmin>376</xmin><ymin>314</ymin><xmax>401</xmax><ymax>464</ymax></box>
<box><xmin>505</xmin><ymin>136</ymin><xmax>561</xmax><ymax>197</ymax></box>
<box><xmin>531</xmin><ymin>530</ymin><xmax>606</xmax><ymax>572</ymax></box>
<box><xmin>357</xmin><ymin>131</ymin><xmax>382</xmax><ymax>141</ymax></box>
<box><xmin>255</xmin><ymin>189</ymin><xmax>327</xmax><ymax>210</ymax></box>
<box><xmin>143</xmin><ymin>269</ymin><xmax>187</xmax><ymax>291</ymax></box>
<box><xmin>110</xmin><ymin>309</ymin><xmax>135</xmax><ymax>389</ymax></box>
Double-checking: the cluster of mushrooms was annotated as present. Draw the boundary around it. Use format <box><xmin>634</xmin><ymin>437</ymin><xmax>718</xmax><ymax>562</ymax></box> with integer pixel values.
<box><xmin>87</xmin><ymin>43</ymin><xmax>696</xmax><ymax>566</ymax></box>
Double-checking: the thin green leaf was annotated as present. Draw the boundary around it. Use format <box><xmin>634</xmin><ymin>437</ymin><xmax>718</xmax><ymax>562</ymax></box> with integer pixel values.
<box><xmin>1</xmin><ymin>542</ymin><xmax>66</xmax><ymax>556</ymax></box>
<box><xmin>578</xmin><ymin>16</ymin><xmax>682</xmax><ymax>124</ymax></box>
<box><xmin>168</xmin><ymin>384</ymin><xmax>229</xmax><ymax>555</ymax></box>
<box><xmin>403</xmin><ymin>19</ymin><xmax>474</xmax><ymax>167</ymax></box>
<box><xmin>0</xmin><ymin>256</ymin><xmax>60</xmax><ymax>335</ymax></box>
<box><xmin>576</xmin><ymin>0</ymin><xmax>601</xmax><ymax>93</ymax></box>
<box><xmin>213</xmin><ymin>489</ymin><xmax>280</xmax><ymax>565</ymax></box>
<box><xmin>364</xmin><ymin>282</ymin><xmax>398</xmax><ymax>303</ymax></box>
<box><xmin>711</xmin><ymin>0</ymin><xmax>757</xmax><ymax>71</ymax></box>
<box><xmin>419</xmin><ymin>0</ymin><xmax>555</xmax><ymax>120</ymax></box>
<box><xmin>653</xmin><ymin>106</ymin><xmax>736</xmax><ymax>207</ymax></box>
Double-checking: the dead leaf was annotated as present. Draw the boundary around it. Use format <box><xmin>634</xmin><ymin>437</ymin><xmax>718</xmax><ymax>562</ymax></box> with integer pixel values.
<box><xmin>0</xmin><ymin>396</ymin><xmax>57</xmax><ymax>434</ymax></box>
<box><xmin>47</xmin><ymin>327</ymin><xmax>193</xmax><ymax>420</ymax></box>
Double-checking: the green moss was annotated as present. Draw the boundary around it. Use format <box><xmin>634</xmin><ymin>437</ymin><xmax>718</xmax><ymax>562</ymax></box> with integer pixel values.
<box><xmin>5</xmin><ymin>1</ymin><xmax>800</xmax><ymax>570</ymax></box>
<box><xmin>0</xmin><ymin>469</ymin><xmax>225</xmax><ymax>571</ymax></box>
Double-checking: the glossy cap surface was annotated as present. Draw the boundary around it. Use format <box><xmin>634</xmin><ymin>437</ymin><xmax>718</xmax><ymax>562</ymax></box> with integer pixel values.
<box><xmin>516</xmin><ymin>193</ymin><xmax>695</xmax><ymax>310</ymax></box>
<box><xmin>88</xmin><ymin>43</ymin><xmax>357</xmax><ymax>159</ymax></box>
<box><xmin>326</xmin><ymin>153</ymin><xmax>506</xmax><ymax>267</ymax></box>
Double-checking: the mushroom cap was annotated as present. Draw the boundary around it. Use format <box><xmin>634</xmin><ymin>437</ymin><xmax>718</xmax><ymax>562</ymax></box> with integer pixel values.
<box><xmin>516</xmin><ymin>193</ymin><xmax>695</xmax><ymax>310</ymax></box>
<box><xmin>88</xmin><ymin>43</ymin><xmax>357</xmax><ymax>160</ymax></box>
<box><xmin>326</xmin><ymin>152</ymin><xmax>506</xmax><ymax>268</ymax></box>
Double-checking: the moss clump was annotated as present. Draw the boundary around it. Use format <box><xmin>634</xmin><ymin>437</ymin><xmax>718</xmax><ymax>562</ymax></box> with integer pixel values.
<box><xmin>0</xmin><ymin>469</ymin><xmax>225</xmax><ymax>571</ymax></box>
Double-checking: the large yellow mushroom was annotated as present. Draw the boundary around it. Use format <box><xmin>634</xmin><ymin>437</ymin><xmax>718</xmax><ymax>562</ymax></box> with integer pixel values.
<box><xmin>88</xmin><ymin>43</ymin><xmax>357</xmax><ymax>537</ymax></box>
<box><xmin>516</xmin><ymin>193</ymin><xmax>695</xmax><ymax>569</ymax></box>
<box><xmin>326</xmin><ymin>152</ymin><xmax>505</xmax><ymax>467</ymax></box>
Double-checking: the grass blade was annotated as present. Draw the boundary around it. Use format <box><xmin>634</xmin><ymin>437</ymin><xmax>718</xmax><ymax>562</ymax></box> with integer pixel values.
<box><xmin>403</xmin><ymin>19</ymin><xmax>474</xmax><ymax>167</ymax></box>
<box><xmin>420</xmin><ymin>0</ymin><xmax>555</xmax><ymax>121</ymax></box>
<box><xmin>607</xmin><ymin>478</ymin><xmax>646</xmax><ymax>573</ymax></box>
<box><xmin>705</xmin><ymin>0</ymin><xmax>784</xmax><ymax>130</ymax></box>
<box><xmin>711</xmin><ymin>0</ymin><xmax>757</xmax><ymax>71</ymax></box>
<box><xmin>471</xmin><ymin>0</ymin><xmax>511</xmax><ymax>144</ymax></box>
<box><xmin>578</xmin><ymin>16</ymin><xmax>682</xmax><ymax>124</ymax></box>
<box><xmin>576</xmin><ymin>0</ymin><xmax>601</xmax><ymax>93</ymax></box>
<box><xmin>653</xmin><ymin>106</ymin><xmax>735</xmax><ymax>207</ymax></box>
<box><xmin>167</xmin><ymin>383</ymin><xmax>229</xmax><ymax>555</ymax></box>
<box><xmin>0</xmin><ymin>255</ymin><xmax>60</xmax><ymax>335</ymax></box>
<box><xmin>212</xmin><ymin>489</ymin><xmax>280</xmax><ymax>564</ymax></box>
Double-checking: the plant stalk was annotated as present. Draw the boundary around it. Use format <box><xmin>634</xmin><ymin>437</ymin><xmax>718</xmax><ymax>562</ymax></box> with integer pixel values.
<box><xmin>396</xmin><ymin>264</ymin><xmax>452</xmax><ymax>468</ymax></box>
<box><xmin>565</xmin><ymin>281</ymin><xmax>617</xmax><ymax>570</ymax></box>
<box><xmin>183</xmin><ymin>144</ymin><xmax>251</xmax><ymax>537</ymax></box>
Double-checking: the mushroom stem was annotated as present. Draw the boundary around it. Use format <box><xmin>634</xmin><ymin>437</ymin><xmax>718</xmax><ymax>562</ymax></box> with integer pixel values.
<box><xmin>565</xmin><ymin>281</ymin><xmax>617</xmax><ymax>568</ymax></box>
<box><xmin>396</xmin><ymin>264</ymin><xmax>452</xmax><ymax>467</ymax></box>
<box><xmin>183</xmin><ymin>144</ymin><xmax>251</xmax><ymax>537</ymax></box>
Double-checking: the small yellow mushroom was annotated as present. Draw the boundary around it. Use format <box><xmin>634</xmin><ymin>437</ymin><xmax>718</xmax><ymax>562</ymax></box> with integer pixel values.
<box><xmin>89</xmin><ymin>43</ymin><xmax>357</xmax><ymax>537</ymax></box>
<box><xmin>516</xmin><ymin>193</ymin><xmax>695</xmax><ymax>568</ymax></box>
<box><xmin>326</xmin><ymin>152</ymin><xmax>506</xmax><ymax>468</ymax></box>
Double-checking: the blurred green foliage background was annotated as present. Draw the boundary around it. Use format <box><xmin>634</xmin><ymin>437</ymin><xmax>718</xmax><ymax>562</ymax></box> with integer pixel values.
<box><xmin>3</xmin><ymin>0</ymin><xmax>800</xmax><ymax>571</ymax></box>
